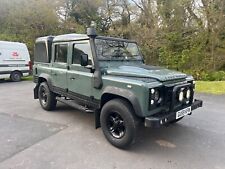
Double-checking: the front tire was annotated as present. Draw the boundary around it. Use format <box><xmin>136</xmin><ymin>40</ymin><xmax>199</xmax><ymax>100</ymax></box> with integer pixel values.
<box><xmin>100</xmin><ymin>99</ymin><xmax>139</xmax><ymax>149</ymax></box>
<box><xmin>38</xmin><ymin>82</ymin><xmax>57</xmax><ymax>111</ymax></box>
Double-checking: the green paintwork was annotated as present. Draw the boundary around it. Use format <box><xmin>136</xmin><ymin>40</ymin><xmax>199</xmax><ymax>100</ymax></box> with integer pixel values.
<box><xmin>105</xmin><ymin>65</ymin><xmax>187</xmax><ymax>82</ymax></box>
<box><xmin>33</xmin><ymin>33</ymin><xmax>194</xmax><ymax>117</ymax></box>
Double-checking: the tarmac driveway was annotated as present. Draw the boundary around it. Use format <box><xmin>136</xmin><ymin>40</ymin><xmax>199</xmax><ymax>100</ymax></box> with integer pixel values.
<box><xmin>0</xmin><ymin>81</ymin><xmax>224</xmax><ymax>169</ymax></box>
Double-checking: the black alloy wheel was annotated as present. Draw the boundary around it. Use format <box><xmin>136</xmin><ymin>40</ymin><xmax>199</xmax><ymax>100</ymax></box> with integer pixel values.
<box><xmin>100</xmin><ymin>98</ymin><xmax>139</xmax><ymax>149</ymax></box>
<box><xmin>38</xmin><ymin>82</ymin><xmax>57</xmax><ymax>111</ymax></box>
<box><xmin>106</xmin><ymin>112</ymin><xmax>126</xmax><ymax>139</ymax></box>
<box><xmin>39</xmin><ymin>85</ymin><xmax>48</xmax><ymax>106</ymax></box>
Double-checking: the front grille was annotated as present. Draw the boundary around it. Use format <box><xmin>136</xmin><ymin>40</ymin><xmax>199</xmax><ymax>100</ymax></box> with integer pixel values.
<box><xmin>170</xmin><ymin>83</ymin><xmax>194</xmax><ymax>112</ymax></box>
<box><xmin>148</xmin><ymin>82</ymin><xmax>194</xmax><ymax>113</ymax></box>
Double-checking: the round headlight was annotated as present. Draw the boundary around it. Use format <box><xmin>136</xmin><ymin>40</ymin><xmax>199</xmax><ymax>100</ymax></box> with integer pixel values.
<box><xmin>178</xmin><ymin>91</ymin><xmax>184</xmax><ymax>102</ymax></box>
<box><xmin>186</xmin><ymin>89</ymin><xmax>191</xmax><ymax>99</ymax></box>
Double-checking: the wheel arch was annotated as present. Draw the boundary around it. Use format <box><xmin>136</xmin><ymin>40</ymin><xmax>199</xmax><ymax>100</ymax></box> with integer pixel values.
<box><xmin>38</xmin><ymin>73</ymin><xmax>52</xmax><ymax>87</ymax></box>
<box><xmin>34</xmin><ymin>73</ymin><xmax>53</xmax><ymax>99</ymax></box>
<box><xmin>95</xmin><ymin>86</ymin><xmax>143</xmax><ymax>129</ymax></box>
<box><xmin>100</xmin><ymin>86</ymin><xmax>143</xmax><ymax>117</ymax></box>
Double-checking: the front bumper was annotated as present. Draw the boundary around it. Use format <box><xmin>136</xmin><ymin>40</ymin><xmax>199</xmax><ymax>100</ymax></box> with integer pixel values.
<box><xmin>144</xmin><ymin>99</ymin><xmax>203</xmax><ymax>127</ymax></box>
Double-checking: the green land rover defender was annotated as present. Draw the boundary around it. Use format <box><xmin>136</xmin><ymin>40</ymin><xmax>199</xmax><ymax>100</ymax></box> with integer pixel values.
<box><xmin>33</xmin><ymin>28</ymin><xmax>203</xmax><ymax>148</ymax></box>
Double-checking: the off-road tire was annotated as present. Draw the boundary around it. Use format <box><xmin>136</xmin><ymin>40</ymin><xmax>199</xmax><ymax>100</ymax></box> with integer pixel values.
<box><xmin>10</xmin><ymin>71</ymin><xmax>22</xmax><ymax>82</ymax></box>
<box><xmin>38</xmin><ymin>82</ymin><xmax>57</xmax><ymax>111</ymax></box>
<box><xmin>100</xmin><ymin>98</ymin><xmax>139</xmax><ymax>149</ymax></box>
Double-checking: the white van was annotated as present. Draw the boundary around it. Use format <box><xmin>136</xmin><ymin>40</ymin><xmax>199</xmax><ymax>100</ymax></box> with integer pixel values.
<box><xmin>0</xmin><ymin>41</ymin><xmax>31</xmax><ymax>81</ymax></box>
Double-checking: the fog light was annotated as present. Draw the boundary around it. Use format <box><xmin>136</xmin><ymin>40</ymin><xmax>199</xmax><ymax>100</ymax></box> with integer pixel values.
<box><xmin>160</xmin><ymin>120</ymin><xmax>163</xmax><ymax>125</ymax></box>
<box><xmin>179</xmin><ymin>91</ymin><xmax>184</xmax><ymax>102</ymax></box>
<box><xmin>186</xmin><ymin>89</ymin><xmax>191</xmax><ymax>99</ymax></box>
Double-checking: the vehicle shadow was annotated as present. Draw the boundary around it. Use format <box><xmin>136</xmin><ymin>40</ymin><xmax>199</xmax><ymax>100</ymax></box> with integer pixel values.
<box><xmin>0</xmin><ymin>79</ymin><xmax>9</xmax><ymax>83</ymax></box>
<box><xmin>130</xmin><ymin>122</ymin><xmax>199</xmax><ymax>154</ymax></box>
<box><xmin>52</xmin><ymin>103</ymin><xmax>96</xmax><ymax>126</ymax></box>
<box><xmin>54</xmin><ymin>104</ymin><xmax>199</xmax><ymax>154</ymax></box>
<box><xmin>0</xmin><ymin>78</ymin><xmax>31</xmax><ymax>84</ymax></box>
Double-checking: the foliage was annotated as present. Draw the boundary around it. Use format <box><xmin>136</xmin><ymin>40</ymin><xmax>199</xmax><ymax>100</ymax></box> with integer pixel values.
<box><xmin>0</xmin><ymin>0</ymin><xmax>225</xmax><ymax>78</ymax></box>
<box><xmin>184</xmin><ymin>70</ymin><xmax>225</xmax><ymax>81</ymax></box>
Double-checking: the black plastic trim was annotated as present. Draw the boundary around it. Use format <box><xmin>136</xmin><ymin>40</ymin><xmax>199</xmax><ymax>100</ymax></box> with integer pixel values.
<box><xmin>144</xmin><ymin>99</ymin><xmax>203</xmax><ymax>128</ymax></box>
<box><xmin>33</xmin><ymin>84</ymin><xmax>39</xmax><ymax>99</ymax></box>
<box><xmin>89</xmin><ymin>34</ymin><xmax>103</xmax><ymax>89</ymax></box>
<box><xmin>33</xmin><ymin>74</ymin><xmax>53</xmax><ymax>99</ymax></box>
<box><xmin>51</xmin><ymin>85</ymin><xmax>100</xmax><ymax>109</ymax></box>
<box><xmin>101</xmin><ymin>86</ymin><xmax>143</xmax><ymax>117</ymax></box>
<box><xmin>171</xmin><ymin>83</ymin><xmax>192</xmax><ymax>111</ymax></box>
<box><xmin>38</xmin><ymin>73</ymin><xmax>53</xmax><ymax>89</ymax></box>
<box><xmin>67</xmin><ymin>90</ymin><xmax>100</xmax><ymax>108</ymax></box>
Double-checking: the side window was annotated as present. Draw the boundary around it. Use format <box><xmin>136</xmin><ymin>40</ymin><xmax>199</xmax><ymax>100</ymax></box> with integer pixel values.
<box><xmin>55</xmin><ymin>44</ymin><xmax>68</xmax><ymax>63</ymax></box>
<box><xmin>73</xmin><ymin>43</ymin><xmax>92</xmax><ymax>65</ymax></box>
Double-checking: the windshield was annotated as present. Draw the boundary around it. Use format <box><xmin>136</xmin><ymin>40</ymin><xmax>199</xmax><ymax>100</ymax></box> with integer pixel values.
<box><xmin>95</xmin><ymin>38</ymin><xmax>143</xmax><ymax>61</ymax></box>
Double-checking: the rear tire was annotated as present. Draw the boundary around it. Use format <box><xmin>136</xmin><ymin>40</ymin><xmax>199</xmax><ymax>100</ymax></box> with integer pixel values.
<box><xmin>100</xmin><ymin>98</ymin><xmax>139</xmax><ymax>149</ymax></box>
<box><xmin>38</xmin><ymin>82</ymin><xmax>57</xmax><ymax>111</ymax></box>
<box><xmin>10</xmin><ymin>71</ymin><xmax>22</xmax><ymax>82</ymax></box>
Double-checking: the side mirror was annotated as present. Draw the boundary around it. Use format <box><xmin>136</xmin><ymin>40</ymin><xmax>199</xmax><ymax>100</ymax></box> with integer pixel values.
<box><xmin>80</xmin><ymin>54</ymin><xmax>88</xmax><ymax>66</ymax></box>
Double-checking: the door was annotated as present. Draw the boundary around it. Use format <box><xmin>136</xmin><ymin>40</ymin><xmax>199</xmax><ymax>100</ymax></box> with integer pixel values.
<box><xmin>51</xmin><ymin>43</ymin><xmax>68</xmax><ymax>92</ymax></box>
<box><xmin>67</xmin><ymin>40</ymin><xmax>93</xmax><ymax>98</ymax></box>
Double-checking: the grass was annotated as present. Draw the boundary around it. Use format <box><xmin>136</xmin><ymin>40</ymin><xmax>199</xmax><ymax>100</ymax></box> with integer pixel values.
<box><xmin>22</xmin><ymin>76</ymin><xmax>33</xmax><ymax>81</ymax></box>
<box><xmin>196</xmin><ymin>81</ymin><xmax>225</xmax><ymax>95</ymax></box>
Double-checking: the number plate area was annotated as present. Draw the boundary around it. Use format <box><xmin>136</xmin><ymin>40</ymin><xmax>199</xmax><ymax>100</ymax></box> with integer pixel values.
<box><xmin>176</xmin><ymin>106</ymin><xmax>191</xmax><ymax>119</ymax></box>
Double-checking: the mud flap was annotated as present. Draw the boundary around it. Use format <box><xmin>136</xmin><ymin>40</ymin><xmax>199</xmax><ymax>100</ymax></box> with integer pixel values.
<box><xmin>33</xmin><ymin>84</ymin><xmax>39</xmax><ymax>99</ymax></box>
<box><xmin>95</xmin><ymin>109</ymin><xmax>101</xmax><ymax>129</ymax></box>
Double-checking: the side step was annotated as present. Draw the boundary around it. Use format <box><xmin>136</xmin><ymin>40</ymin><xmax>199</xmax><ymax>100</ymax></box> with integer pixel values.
<box><xmin>56</xmin><ymin>97</ymin><xmax>94</xmax><ymax>113</ymax></box>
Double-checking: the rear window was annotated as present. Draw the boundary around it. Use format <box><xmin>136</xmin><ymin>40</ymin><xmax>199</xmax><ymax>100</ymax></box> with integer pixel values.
<box><xmin>34</xmin><ymin>42</ymin><xmax>49</xmax><ymax>63</ymax></box>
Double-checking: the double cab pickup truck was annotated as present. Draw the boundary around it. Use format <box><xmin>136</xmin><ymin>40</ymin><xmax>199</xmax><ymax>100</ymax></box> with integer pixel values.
<box><xmin>33</xmin><ymin>28</ymin><xmax>203</xmax><ymax>149</ymax></box>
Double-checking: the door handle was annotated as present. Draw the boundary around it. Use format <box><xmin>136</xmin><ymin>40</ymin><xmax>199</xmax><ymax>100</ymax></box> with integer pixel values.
<box><xmin>52</xmin><ymin>73</ymin><xmax>57</xmax><ymax>76</ymax></box>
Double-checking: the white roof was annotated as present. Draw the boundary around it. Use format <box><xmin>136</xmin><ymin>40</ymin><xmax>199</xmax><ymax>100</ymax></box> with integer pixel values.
<box><xmin>0</xmin><ymin>41</ymin><xmax>27</xmax><ymax>48</ymax></box>
<box><xmin>53</xmin><ymin>34</ymin><xmax>89</xmax><ymax>42</ymax></box>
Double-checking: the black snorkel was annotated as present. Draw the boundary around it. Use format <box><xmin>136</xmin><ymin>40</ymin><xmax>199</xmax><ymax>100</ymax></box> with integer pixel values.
<box><xmin>87</xmin><ymin>27</ymin><xmax>103</xmax><ymax>89</ymax></box>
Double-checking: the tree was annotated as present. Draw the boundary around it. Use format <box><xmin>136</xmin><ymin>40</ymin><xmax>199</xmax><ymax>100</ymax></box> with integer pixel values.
<box><xmin>0</xmin><ymin>0</ymin><xmax>224</xmax><ymax>73</ymax></box>
<box><xmin>0</xmin><ymin>0</ymin><xmax>60</xmax><ymax>59</ymax></box>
